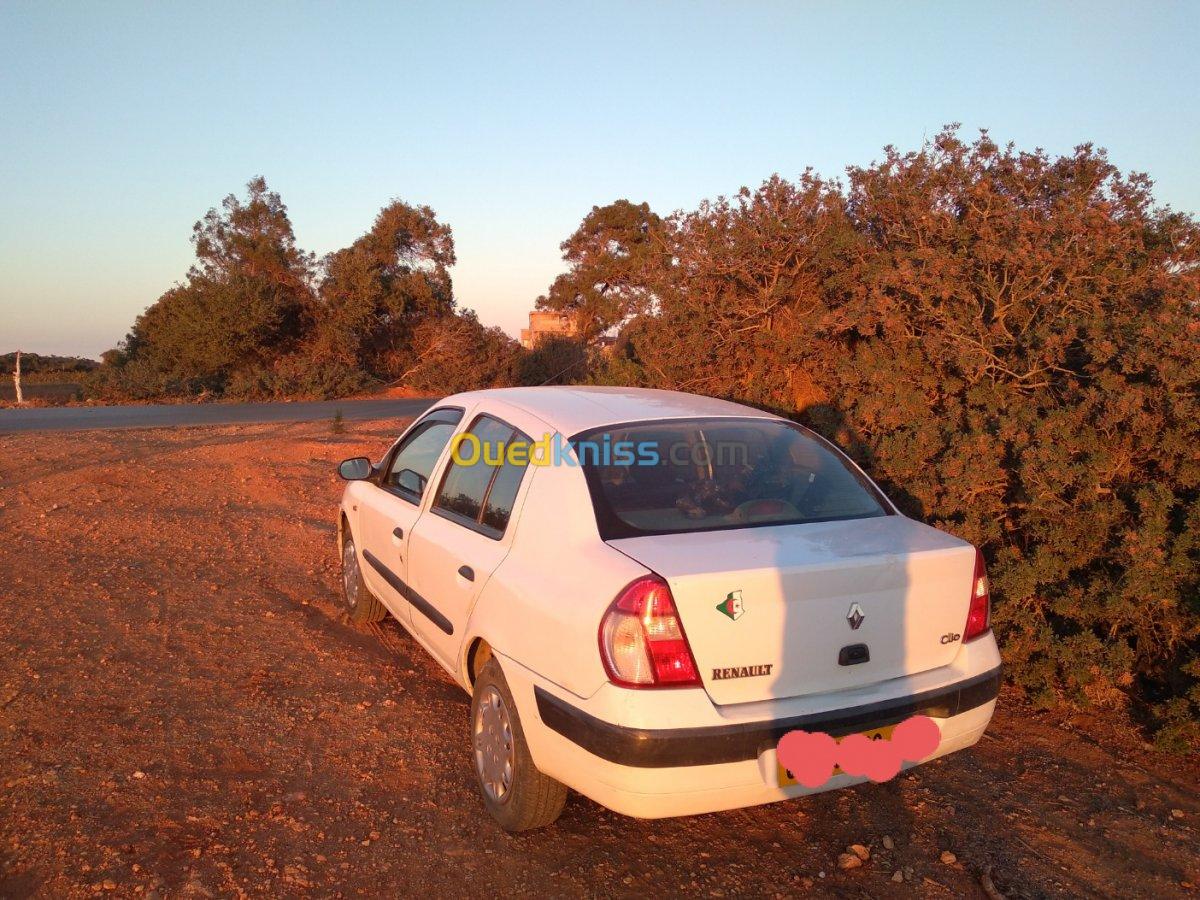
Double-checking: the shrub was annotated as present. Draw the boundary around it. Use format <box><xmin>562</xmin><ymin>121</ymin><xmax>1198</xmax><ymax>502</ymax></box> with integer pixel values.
<box><xmin>402</xmin><ymin>312</ymin><xmax>521</xmax><ymax>395</ymax></box>
<box><xmin>91</xmin><ymin>181</ymin><xmax>458</xmax><ymax>402</ymax></box>
<box><xmin>543</xmin><ymin>129</ymin><xmax>1200</xmax><ymax>746</ymax></box>
<box><xmin>516</xmin><ymin>335</ymin><xmax>590</xmax><ymax>386</ymax></box>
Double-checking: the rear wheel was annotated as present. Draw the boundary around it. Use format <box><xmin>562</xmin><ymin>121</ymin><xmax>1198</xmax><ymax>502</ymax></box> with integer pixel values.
<box><xmin>471</xmin><ymin>658</ymin><xmax>566</xmax><ymax>831</ymax></box>
<box><xmin>341</xmin><ymin>530</ymin><xmax>386</xmax><ymax>623</ymax></box>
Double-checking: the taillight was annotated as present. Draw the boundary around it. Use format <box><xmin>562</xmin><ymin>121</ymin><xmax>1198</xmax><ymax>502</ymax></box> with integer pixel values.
<box><xmin>599</xmin><ymin>575</ymin><xmax>701</xmax><ymax>688</ymax></box>
<box><xmin>964</xmin><ymin>548</ymin><xmax>991</xmax><ymax>641</ymax></box>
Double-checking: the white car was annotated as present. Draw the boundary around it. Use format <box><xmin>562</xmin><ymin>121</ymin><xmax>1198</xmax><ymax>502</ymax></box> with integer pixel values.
<box><xmin>336</xmin><ymin>387</ymin><xmax>1000</xmax><ymax>830</ymax></box>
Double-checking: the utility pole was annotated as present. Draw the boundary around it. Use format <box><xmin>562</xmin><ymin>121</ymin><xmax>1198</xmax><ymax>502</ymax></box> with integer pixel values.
<box><xmin>12</xmin><ymin>350</ymin><xmax>22</xmax><ymax>405</ymax></box>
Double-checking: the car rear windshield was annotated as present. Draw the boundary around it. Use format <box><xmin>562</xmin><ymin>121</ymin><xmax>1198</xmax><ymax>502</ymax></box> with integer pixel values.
<box><xmin>574</xmin><ymin>418</ymin><xmax>891</xmax><ymax>539</ymax></box>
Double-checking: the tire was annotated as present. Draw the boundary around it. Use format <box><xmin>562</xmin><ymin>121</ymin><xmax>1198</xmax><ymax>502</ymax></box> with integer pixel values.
<box><xmin>340</xmin><ymin>527</ymin><xmax>386</xmax><ymax>624</ymax></box>
<box><xmin>471</xmin><ymin>658</ymin><xmax>567</xmax><ymax>831</ymax></box>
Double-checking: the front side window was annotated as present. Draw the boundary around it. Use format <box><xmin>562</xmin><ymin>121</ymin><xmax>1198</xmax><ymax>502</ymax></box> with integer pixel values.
<box><xmin>575</xmin><ymin>417</ymin><xmax>891</xmax><ymax>539</ymax></box>
<box><xmin>433</xmin><ymin>415</ymin><xmax>529</xmax><ymax>539</ymax></box>
<box><xmin>383</xmin><ymin>407</ymin><xmax>463</xmax><ymax>502</ymax></box>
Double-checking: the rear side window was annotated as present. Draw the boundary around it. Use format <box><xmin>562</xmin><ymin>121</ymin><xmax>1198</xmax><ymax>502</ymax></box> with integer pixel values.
<box><xmin>574</xmin><ymin>417</ymin><xmax>891</xmax><ymax>539</ymax></box>
<box><xmin>482</xmin><ymin>458</ymin><xmax>524</xmax><ymax>533</ymax></box>
<box><xmin>383</xmin><ymin>407</ymin><xmax>463</xmax><ymax>503</ymax></box>
<box><xmin>433</xmin><ymin>415</ymin><xmax>529</xmax><ymax>539</ymax></box>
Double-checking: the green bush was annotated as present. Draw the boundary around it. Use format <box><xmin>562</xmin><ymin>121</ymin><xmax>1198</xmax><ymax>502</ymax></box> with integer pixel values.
<box><xmin>404</xmin><ymin>312</ymin><xmax>521</xmax><ymax>395</ymax></box>
<box><xmin>540</xmin><ymin>129</ymin><xmax>1200</xmax><ymax>747</ymax></box>
<box><xmin>515</xmin><ymin>335</ymin><xmax>589</xmax><ymax>386</ymax></box>
<box><xmin>91</xmin><ymin>179</ymin><xmax>460</xmax><ymax>402</ymax></box>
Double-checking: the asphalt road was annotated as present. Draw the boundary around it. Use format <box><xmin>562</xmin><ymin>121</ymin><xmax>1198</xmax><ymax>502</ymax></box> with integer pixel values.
<box><xmin>0</xmin><ymin>397</ymin><xmax>435</xmax><ymax>433</ymax></box>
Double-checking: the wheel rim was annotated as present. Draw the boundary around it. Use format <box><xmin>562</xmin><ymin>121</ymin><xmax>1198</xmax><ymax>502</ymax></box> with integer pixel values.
<box><xmin>474</xmin><ymin>685</ymin><xmax>514</xmax><ymax>802</ymax></box>
<box><xmin>342</xmin><ymin>537</ymin><xmax>359</xmax><ymax>609</ymax></box>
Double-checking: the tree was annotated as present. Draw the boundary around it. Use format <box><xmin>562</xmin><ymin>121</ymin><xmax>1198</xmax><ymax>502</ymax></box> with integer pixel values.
<box><xmin>536</xmin><ymin>200</ymin><xmax>669</xmax><ymax>341</ymax></box>
<box><xmin>633</xmin><ymin>174</ymin><xmax>856</xmax><ymax>409</ymax></box>
<box><xmin>97</xmin><ymin>178</ymin><xmax>315</xmax><ymax>398</ymax></box>
<box><xmin>310</xmin><ymin>200</ymin><xmax>456</xmax><ymax>383</ymax></box>
<box><xmin>93</xmin><ymin>187</ymin><xmax>461</xmax><ymax>400</ymax></box>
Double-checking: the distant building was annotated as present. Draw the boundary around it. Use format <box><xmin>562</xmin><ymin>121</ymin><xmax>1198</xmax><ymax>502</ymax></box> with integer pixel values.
<box><xmin>520</xmin><ymin>310</ymin><xmax>578</xmax><ymax>349</ymax></box>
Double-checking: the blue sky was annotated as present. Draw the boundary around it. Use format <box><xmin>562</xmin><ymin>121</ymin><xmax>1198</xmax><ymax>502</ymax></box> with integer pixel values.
<box><xmin>2</xmin><ymin>1</ymin><xmax>1198</xmax><ymax>357</ymax></box>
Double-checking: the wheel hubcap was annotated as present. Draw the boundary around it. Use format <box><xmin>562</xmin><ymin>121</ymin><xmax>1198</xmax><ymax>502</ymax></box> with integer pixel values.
<box><xmin>474</xmin><ymin>686</ymin><xmax>514</xmax><ymax>802</ymax></box>
<box><xmin>342</xmin><ymin>538</ymin><xmax>359</xmax><ymax>608</ymax></box>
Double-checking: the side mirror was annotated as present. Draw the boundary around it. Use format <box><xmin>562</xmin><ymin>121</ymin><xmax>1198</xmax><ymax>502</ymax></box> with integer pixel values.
<box><xmin>338</xmin><ymin>457</ymin><xmax>372</xmax><ymax>481</ymax></box>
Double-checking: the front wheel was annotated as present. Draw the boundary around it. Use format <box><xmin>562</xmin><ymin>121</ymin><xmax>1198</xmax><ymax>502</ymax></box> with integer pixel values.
<box><xmin>340</xmin><ymin>529</ymin><xmax>386</xmax><ymax>623</ymax></box>
<box><xmin>471</xmin><ymin>658</ymin><xmax>567</xmax><ymax>831</ymax></box>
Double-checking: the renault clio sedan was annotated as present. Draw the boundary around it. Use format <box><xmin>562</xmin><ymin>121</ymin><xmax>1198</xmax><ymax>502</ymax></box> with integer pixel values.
<box><xmin>336</xmin><ymin>387</ymin><xmax>1000</xmax><ymax>831</ymax></box>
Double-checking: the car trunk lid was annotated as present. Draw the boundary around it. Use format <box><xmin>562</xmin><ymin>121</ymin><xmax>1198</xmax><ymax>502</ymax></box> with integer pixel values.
<box><xmin>607</xmin><ymin>515</ymin><xmax>976</xmax><ymax>706</ymax></box>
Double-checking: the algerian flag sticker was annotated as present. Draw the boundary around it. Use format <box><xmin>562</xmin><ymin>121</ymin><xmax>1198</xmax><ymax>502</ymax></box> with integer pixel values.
<box><xmin>716</xmin><ymin>590</ymin><xmax>745</xmax><ymax>621</ymax></box>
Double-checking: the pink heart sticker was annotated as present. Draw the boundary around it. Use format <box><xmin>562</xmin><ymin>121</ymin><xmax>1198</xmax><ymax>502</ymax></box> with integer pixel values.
<box><xmin>776</xmin><ymin>729</ymin><xmax>838</xmax><ymax>788</ymax></box>
<box><xmin>892</xmin><ymin>715</ymin><xmax>941</xmax><ymax>761</ymax></box>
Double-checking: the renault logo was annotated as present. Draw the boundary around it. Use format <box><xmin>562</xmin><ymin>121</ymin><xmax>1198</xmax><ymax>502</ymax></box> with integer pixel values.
<box><xmin>846</xmin><ymin>602</ymin><xmax>865</xmax><ymax>630</ymax></box>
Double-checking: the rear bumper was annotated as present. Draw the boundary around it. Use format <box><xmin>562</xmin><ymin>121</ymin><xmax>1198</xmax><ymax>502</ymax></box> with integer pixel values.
<box><xmin>497</xmin><ymin>633</ymin><xmax>1001</xmax><ymax>819</ymax></box>
<box><xmin>534</xmin><ymin>664</ymin><xmax>1000</xmax><ymax>768</ymax></box>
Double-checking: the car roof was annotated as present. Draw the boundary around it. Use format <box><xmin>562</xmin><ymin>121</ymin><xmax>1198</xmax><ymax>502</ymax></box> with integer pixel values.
<box><xmin>439</xmin><ymin>386</ymin><xmax>778</xmax><ymax>435</ymax></box>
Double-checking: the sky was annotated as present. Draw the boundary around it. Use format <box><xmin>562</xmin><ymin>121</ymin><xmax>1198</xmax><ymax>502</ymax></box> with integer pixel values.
<box><xmin>2</xmin><ymin>1</ymin><xmax>1198</xmax><ymax>358</ymax></box>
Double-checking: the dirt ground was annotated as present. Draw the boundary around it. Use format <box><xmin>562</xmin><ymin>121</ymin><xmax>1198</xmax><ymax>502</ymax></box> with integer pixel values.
<box><xmin>1</xmin><ymin>419</ymin><xmax>1196</xmax><ymax>899</ymax></box>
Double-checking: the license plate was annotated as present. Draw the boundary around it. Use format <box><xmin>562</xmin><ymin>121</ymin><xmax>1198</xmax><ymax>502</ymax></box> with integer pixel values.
<box><xmin>776</xmin><ymin>724</ymin><xmax>896</xmax><ymax>787</ymax></box>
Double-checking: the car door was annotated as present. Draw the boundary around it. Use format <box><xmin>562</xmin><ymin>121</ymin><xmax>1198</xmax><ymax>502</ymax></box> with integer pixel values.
<box><xmin>406</xmin><ymin>413</ymin><xmax>531</xmax><ymax>669</ymax></box>
<box><xmin>356</xmin><ymin>407</ymin><xmax>464</xmax><ymax>623</ymax></box>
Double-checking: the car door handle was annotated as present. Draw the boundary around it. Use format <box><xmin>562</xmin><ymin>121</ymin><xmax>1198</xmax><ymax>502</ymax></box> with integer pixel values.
<box><xmin>392</xmin><ymin>527</ymin><xmax>403</xmax><ymax>540</ymax></box>
<box><xmin>458</xmin><ymin>565</ymin><xmax>475</xmax><ymax>582</ymax></box>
